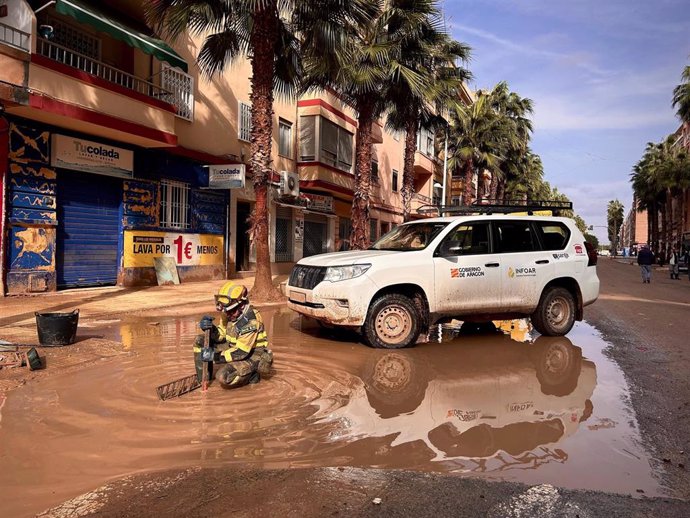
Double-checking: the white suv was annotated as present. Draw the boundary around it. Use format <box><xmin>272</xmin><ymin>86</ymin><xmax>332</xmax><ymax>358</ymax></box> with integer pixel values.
<box><xmin>287</xmin><ymin>213</ymin><xmax>599</xmax><ymax>348</ymax></box>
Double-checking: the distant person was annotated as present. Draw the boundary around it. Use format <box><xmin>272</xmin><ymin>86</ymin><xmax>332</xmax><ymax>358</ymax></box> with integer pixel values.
<box><xmin>637</xmin><ymin>245</ymin><xmax>655</xmax><ymax>284</ymax></box>
<box><xmin>669</xmin><ymin>245</ymin><xmax>680</xmax><ymax>280</ymax></box>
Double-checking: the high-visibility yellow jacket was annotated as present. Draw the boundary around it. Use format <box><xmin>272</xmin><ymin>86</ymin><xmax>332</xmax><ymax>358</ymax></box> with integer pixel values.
<box><xmin>194</xmin><ymin>305</ymin><xmax>269</xmax><ymax>362</ymax></box>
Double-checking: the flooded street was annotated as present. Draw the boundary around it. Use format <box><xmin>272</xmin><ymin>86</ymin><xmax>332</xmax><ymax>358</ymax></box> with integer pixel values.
<box><xmin>0</xmin><ymin>308</ymin><xmax>661</xmax><ymax>517</ymax></box>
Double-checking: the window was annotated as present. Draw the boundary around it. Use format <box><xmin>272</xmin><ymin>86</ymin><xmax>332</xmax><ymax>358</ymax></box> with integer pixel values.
<box><xmin>451</xmin><ymin>196</ymin><xmax>461</xmax><ymax>206</ymax></box>
<box><xmin>371</xmin><ymin>160</ymin><xmax>379</xmax><ymax>184</ymax></box>
<box><xmin>392</xmin><ymin>169</ymin><xmax>398</xmax><ymax>192</ymax></box>
<box><xmin>299</xmin><ymin>115</ymin><xmax>316</xmax><ymax>161</ymax></box>
<box><xmin>321</xmin><ymin>118</ymin><xmax>353</xmax><ymax>172</ymax></box>
<box><xmin>536</xmin><ymin>222</ymin><xmax>570</xmax><ymax>250</ymax></box>
<box><xmin>239</xmin><ymin>102</ymin><xmax>252</xmax><ymax>142</ymax></box>
<box><xmin>279</xmin><ymin>119</ymin><xmax>293</xmax><ymax>158</ymax></box>
<box><xmin>416</xmin><ymin>126</ymin><xmax>435</xmax><ymax>157</ymax></box>
<box><xmin>370</xmin><ymin>218</ymin><xmax>378</xmax><ymax>242</ymax></box>
<box><xmin>442</xmin><ymin>222</ymin><xmax>490</xmax><ymax>255</ymax></box>
<box><xmin>160</xmin><ymin>179</ymin><xmax>190</xmax><ymax>230</ymax></box>
<box><xmin>494</xmin><ymin>221</ymin><xmax>537</xmax><ymax>253</ymax></box>
<box><xmin>49</xmin><ymin>18</ymin><xmax>101</xmax><ymax>60</ymax></box>
<box><xmin>380</xmin><ymin>222</ymin><xmax>390</xmax><ymax>236</ymax></box>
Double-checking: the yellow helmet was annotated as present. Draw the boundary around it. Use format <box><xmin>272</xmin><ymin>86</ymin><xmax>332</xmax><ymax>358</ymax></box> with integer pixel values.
<box><xmin>215</xmin><ymin>282</ymin><xmax>248</xmax><ymax>311</ymax></box>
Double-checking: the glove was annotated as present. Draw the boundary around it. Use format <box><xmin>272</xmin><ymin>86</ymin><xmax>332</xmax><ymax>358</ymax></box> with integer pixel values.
<box><xmin>199</xmin><ymin>315</ymin><xmax>214</xmax><ymax>331</ymax></box>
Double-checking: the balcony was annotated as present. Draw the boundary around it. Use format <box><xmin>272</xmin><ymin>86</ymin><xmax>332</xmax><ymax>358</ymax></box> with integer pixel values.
<box><xmin>414</xmin><ymin>150</ymin><xmax>435</xmax><ymax>176</ymax></box>
<box><xmin>38</xmin><ymin>39</ymin><xmax>174</xmax><ymax>104</ymax></box>
<box><xmin>0</xmin><ymin>22</ymin><xmax>30</xmax><ymax>52</ymax></box>
<box><xmin>411</xmin><ymin>193</ymin><xmax>432</xmax><ymax>214</ymax></box>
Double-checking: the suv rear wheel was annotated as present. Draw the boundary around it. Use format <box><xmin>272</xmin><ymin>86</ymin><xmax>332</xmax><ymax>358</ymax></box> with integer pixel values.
<box><xmin>364</xmin><ymin>294</ymin><xmax>420</xmax><ymax>349</ymax></box>
<box><xmin>531</xmin><ymin>286</ymin><xmax>576</xmax><ymax>336</ymax></box>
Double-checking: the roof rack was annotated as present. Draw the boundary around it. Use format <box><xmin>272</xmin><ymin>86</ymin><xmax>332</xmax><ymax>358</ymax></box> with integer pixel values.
<box><xmin>417</xmin><ymin>199</ymin><xmax>573</xmax><ymax>216</ymax></box>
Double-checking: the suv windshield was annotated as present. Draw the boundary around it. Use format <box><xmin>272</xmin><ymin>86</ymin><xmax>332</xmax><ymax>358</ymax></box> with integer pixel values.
<box><xmin>370</xmin><ymin>222</ymin><xmax>449</xmax><ymax>251</ymax></box>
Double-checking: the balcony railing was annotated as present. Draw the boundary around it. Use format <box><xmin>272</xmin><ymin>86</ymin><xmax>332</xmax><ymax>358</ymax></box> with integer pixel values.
<box><xmin>37</xmin><ymin>38</ymin><xmax>175</xmax><ymax>105</ymax></box>
<box><xmin>0</xmin><ymin>22</ymin><xmax>30</xmax><ymax>52</ymax></box>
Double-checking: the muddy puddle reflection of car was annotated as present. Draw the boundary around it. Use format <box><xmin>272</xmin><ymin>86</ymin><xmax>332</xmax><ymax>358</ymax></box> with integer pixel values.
<box><xmin>319</xmin><ymin>322</ymin><xmax>596</xmax><ymax>474</ymax></box>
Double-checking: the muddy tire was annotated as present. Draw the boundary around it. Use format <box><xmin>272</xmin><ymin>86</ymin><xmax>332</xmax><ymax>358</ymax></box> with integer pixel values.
<box><xmin>364</xmin><ymin>294</ymin><xmax>420</xmax><ymax>349</ymax></box>
<box><xmin>530</xmin><ymin>336</ymin><xmax>582</xmax><ymax>396</ymax></box>
<box><xmin>531</xmin><ymin>286</ymin><xmax>575</xmax><ymax>336</ymax></box>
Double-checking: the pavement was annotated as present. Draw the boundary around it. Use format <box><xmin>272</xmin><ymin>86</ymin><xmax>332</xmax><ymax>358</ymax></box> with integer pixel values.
<box><xmin>0</xmin><ymin>275</ymin><xmax>290</xmax><ymax>338</ymax></box>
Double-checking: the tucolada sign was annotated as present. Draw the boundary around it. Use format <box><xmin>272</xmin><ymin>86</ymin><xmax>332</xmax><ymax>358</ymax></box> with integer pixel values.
<box><xmin>51</xmin><ymin>135</ymin><xmax>134</xmax><ymax>178</ymax></box>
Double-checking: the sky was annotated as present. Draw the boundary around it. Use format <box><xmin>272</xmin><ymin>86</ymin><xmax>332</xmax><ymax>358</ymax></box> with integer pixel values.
<box><xmin>444</xmin><ymin>0</ymin><xmax>690</xmax><ymax>243</ymax></box>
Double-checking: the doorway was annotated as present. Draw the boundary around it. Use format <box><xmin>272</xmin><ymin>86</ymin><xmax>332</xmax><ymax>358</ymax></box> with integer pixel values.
<box><xmin>236</xmin><ymin>202</ymin><xmax>251</xmax><ymax>271</ymax></box>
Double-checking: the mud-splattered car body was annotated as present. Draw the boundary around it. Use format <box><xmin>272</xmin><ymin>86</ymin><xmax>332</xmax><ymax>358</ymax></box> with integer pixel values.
<box><xmin>287</xmin><ymin>214</ymin><xmax>599</xmax><ymax>348</ymax></box>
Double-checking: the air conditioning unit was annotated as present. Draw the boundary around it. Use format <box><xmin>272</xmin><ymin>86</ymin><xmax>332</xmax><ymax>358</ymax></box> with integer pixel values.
<box><xmin>280</xmin><ymin>170</ymin><xmax>300</xmax><ymax>197</ymax></box>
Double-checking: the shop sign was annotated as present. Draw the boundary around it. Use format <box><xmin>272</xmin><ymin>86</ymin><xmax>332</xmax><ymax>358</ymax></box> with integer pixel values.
<box><xmin>51</xmin><ymin>135</ymin><xmax>133</xmax><ymax>178</ymax></box>
<box><xmin>303</xmin><ymin>192</ymin><xmax>333</xmax><ymax>212</ymax></box>
<box><xmin>123</xmin><ymin>230</ymin><xmax>224</xmax><ymax>268</ymax></box>
<box><xmin>208</xmin><ymin>164</ymin><xmax>245</xmax><ymax>189</ymax></box>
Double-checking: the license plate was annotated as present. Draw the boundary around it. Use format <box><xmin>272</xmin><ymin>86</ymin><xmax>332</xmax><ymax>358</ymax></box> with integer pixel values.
<box><xmin>290</xmin><ymin>291</ymin><xmax>306</xmax><ymax>303</ymax></box>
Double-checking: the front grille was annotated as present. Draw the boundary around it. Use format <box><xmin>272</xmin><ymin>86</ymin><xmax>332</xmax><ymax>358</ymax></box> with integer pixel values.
<box><xmin>289</xmin><ymin>265</ymin><xmax>326</xmax><ymax>290</ymax></box>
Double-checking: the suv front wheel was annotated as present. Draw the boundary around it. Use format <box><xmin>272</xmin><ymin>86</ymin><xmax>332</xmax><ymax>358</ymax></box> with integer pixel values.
<box><xmin>364</xmin><ymin>294</ymin><xmax>420</xmax><ymax>349</ymax></box>
<box><xmin>531</xmin><ymin>286</ymin><xmax>576</xmax><ymax>336</ymax></box>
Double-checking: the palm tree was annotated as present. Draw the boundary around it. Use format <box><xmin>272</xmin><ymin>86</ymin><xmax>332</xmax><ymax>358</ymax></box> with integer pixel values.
<box><xmin>385</xmin><ymin>17</ymin><xmax>471</xmax><ymax>221</ymax></box>
<box><xmin>146</xmin><ymin>0</ymin><xmax>371</xmax><ymax>299</ymax></box>
<box><xmin>489</xmin><ymin>83</ymin><xmax>534</xmax><ymax>200</ymax></box>
<box><xmin>303</xmin><ymin>0</ymin><xmax>445</xmax><ymax>248</ymax></box>
<box><xmin>446</xmin><ymin>89</ymin><xmax>504</xmax><ymax>205</ymax></box>
<box><xmin>607</xmin><ymin>199</ymin><xmax>624</xmax><ymax>253</ymax></box>
<box><xmin>672</xmin><ymin>64</ymin><xmax>690</xmax><ymax>126</ymax></box>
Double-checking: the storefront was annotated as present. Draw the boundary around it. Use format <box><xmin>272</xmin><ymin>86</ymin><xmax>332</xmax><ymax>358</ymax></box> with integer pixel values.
<box><xmin>4</xmin><ymin>119</ymin><xmax>228</xmax><ymax>293</ymax></box>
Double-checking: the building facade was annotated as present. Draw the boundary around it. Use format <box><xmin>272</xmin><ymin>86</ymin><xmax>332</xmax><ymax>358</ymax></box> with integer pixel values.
<box><xmin>0</xmin><ymin>0</ymin><xmax>464</xmax><ymax>295</ymax></box>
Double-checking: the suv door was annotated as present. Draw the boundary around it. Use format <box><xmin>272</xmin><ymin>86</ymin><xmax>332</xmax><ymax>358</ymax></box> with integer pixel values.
<box><xmin>492</xmin><ymin>220</ymin><xmax>554</xmax><ymax>311</ymax></box>
<box><xmin>432</xmin><ymin>221</ymin><xmax>502</xmax><ymax>314</ymax></box>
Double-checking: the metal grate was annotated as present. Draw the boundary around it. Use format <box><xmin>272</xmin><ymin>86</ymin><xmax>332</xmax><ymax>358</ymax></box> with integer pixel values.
<box><xmin>275</xmin><ymin>217</ymin><xmax>293</xmax><ymax>262</ymax></box>
<box><xmin>160</xmin><ymin>179</ymin><xmax>190</xmax><ymax>229</ymax></box>
<box><xmin>289</xmin><ymin>265</ymin><xmax>327</xmax><ymax>289</ymax></box>
<box><xmin>303</xmin><ymin>220</ymin><xmax>326</xmax><ymax>257</ymax></box>
<box><xmin>239</xmin><ymin>102</ymin><xmax>252</xmax><ymax>141</ymax></box>
<box><xmin>162</xmin><ymin>64</ymin><xmax>195</xmax><ymax>121</ymax></box>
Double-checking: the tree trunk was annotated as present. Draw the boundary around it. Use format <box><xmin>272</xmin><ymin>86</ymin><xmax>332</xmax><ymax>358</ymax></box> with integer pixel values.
<box><xmin>462</xmin><ymin>158</ymin><xmax>475</xmax><ymax>205</ymax></box>
<box><xmin>489</xmin><ymin>175</ymin><xmax>499</xmax><ymax>201</ymax></box>
<box><xmin>350</xmin><ymin>99</ymin><xmax>375</xmax><ymax>250</ymax></box>
<box><xmin>401</xmin><ymin>117</ymin><xmax>418</xmax><ymax>222</ymax></box>
<box><xmin>248</xmin><ymin>6</ymin><xmax>281</xmax><ymax>301</ymax></box>
<box><xmin>496</xmin><ymin>181</ymin><xmax>505</xmax><ymax>204</ymax></box>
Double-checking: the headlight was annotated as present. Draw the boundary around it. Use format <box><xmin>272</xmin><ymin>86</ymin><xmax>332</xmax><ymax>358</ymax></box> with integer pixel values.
<box><xmin>324</xmin><ymin>264</ymin><xmax>371</xmax><ymax>282</ymax></box>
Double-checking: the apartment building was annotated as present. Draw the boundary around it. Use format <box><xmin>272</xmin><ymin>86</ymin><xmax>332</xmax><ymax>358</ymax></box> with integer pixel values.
<box><xmin>0</xmin><ymin>0</ymin><xmax>460</xmax><ymax>295</ymax></box>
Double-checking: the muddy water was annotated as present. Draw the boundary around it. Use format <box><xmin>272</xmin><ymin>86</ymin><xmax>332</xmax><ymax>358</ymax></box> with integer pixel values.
<box><xmin>0</xmin><ymin>309</ymin><xmax>660</xmax><ymax>517</ymax></box>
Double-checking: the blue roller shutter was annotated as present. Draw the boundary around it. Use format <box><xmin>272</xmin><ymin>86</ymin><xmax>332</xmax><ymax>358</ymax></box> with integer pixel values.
<box><xmin>57</xmin><ymin>170</ymin><xmax>121</xmax><ymax>288</ymax></box>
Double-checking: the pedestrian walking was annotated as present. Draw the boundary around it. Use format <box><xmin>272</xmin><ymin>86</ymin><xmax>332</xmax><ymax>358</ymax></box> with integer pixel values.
<box><xmin>669</xmin><ymin>245</ymin><xmax>680</xmax><ymax>280</ymax></box>
<box><xmin>637</xmin><ymin>244</ymin><xmax>655</xmax><ymax>283</ymax></box>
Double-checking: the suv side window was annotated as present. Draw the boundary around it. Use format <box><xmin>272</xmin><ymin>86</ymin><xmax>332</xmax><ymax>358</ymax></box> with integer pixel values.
<box><xmin>535</xmin><ymin>222</ymin><xmax>570</xmax><ymax>250</ymax></box>
<box><xmin>440</xmin><ymin>222</ymin><xmax>491</xmax><ymax>255</ymax></box>
<box><xmin>493</xmin><ymin>220</ymin><xmax>537</xmax><ymax>253</ymax></box>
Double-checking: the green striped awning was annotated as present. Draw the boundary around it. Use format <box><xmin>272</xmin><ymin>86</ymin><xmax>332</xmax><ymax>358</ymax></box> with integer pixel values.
<box><xmin>55</xmin><ymin>0</ymin><xmax>188</xmax><ymax>73</ymax></box>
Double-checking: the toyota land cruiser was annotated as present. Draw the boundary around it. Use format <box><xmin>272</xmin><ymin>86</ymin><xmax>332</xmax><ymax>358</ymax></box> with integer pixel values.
<box><xmin>287</xmin><ymin>210</ymin><xmax>599</xmax><ymax>348</ymax></box>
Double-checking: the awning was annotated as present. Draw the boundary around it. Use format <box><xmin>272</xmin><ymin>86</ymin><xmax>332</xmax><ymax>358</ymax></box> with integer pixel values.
<box><xmin>54</xmin><ymin>0</ymin><xmax>188</xmax><ymax>72</ymax></box>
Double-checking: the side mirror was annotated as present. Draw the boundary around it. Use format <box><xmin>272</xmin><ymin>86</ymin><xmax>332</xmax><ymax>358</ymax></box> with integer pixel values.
<box><xmin>438</xmin><ymin>240</ymin><xmax>462</xmax><ymax>257</ymax></box>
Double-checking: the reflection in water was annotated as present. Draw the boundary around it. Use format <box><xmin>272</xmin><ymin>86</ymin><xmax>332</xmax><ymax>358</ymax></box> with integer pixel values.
<box><xmin>0</xmin><ymin>313</ymin><xmax>661</xmax><ymax>517</ymax></box>
<box><xmin>320</xmin><ymin>329</ymin><xmax>595</xmax><ymax>474</ymax></box>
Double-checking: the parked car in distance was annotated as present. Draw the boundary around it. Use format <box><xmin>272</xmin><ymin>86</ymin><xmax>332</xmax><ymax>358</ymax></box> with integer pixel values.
<box><xmin>286</xmin><ymin>212</ymin><xmax>600</xmax><ymax>348</ymax></box>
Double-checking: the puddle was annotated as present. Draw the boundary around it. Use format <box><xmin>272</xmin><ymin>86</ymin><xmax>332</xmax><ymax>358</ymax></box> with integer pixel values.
<box><xmin>0</xmin><ymin>310</ymin><xmax>661</xmax><ymax>517</ymax></box>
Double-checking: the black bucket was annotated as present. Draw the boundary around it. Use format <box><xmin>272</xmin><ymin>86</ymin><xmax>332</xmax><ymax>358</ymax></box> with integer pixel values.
<box><xmin>35</xmin><ymin>309</ymin><xmax>79</xmax><ymax>346</ymax></box>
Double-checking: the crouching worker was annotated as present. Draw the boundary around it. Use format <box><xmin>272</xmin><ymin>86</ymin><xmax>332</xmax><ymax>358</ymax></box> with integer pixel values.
<box><xmin>193</xmin><ymin>282</ymin><xmax>273</xmax><ymax>388</ymax></box>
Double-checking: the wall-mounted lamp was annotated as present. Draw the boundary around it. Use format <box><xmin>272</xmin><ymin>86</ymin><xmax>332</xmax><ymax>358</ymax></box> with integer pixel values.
<box><xmin>38</xmin><ymin>24</ymin><xmax>54</xmax><ymax>39</ymax></box>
